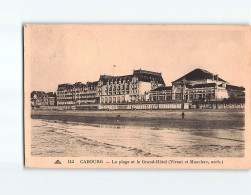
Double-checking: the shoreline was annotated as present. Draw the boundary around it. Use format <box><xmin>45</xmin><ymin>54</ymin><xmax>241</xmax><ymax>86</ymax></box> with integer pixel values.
<box><xmin>31</xmin><ymin>109</ymin><xmax>245</xmax><ymax>130</ymax></box>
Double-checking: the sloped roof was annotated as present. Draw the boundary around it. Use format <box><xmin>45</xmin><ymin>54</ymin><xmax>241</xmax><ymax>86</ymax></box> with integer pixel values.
<box><xmin>133</xmin><ymin>69</ymin><xmax>165</xmax><ymax>85</ymax></box>
<box><xmin>152</xmin><ymin>86</ymin><xmax>172</xmax><ymax>91</ymax></box>
<box><xmin>186</xmin><ymin>83</ymin><xmax>217</xmax><ymax>89</ymax></box>
<box><xmin>99</xmin><ymin>69</ymin><xmax>165</xmax><ymax>85</ymax></box>
<box><xmin>99</xmin><ymin>74</ymin><xmax>133</xmax><ymax>84</ymax></box>
<box><xmin>172</xmin><ymin>68</ymin><xmax>226</xmax><ymax>83</ymax></box>
<box><xmin>31</xmin><ymin>91</ymin><xmax>47</xmax><ymax>98</ymax></box>
<box><xmin>86</xmin><ymin>81</ymin><xmax>99</xmax><ymax>86</ymax></box>
<box><xmin>47</xmin><ymin>92</ymin><xmax>57</xmax><ymax>97</ymax></box>
<box><xmin>57</xmin><ymin>83</ymin><xmax>73</xmax><ymax>90</ymax></box>
<box><xmin>226</xmin><ymin>84</ymin><xmax>245</xmax><ymax>91</ymax></box>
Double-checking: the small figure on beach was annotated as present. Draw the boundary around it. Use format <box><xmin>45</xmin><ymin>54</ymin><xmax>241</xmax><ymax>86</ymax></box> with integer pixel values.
<box><xmin>116</xmin><ymin>115</ymin><xmax>121</xmax><ymax>123</ymax></box>
<box><xmin>181</xmin><ymin>112</ymin><xmax>185</xmax><ymax>119</ymax></box>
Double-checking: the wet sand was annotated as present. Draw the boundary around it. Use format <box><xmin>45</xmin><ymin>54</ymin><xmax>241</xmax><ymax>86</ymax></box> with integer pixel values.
<box><xmin>30</xmin><ymin>109</ymin><xmax>245</xmax><ymax>157</ymax></box>
<box><xmin>31</xmin><ymin>109</ymin><xmax>245</xmax><ymax>130</ymax></box>
<box><xmin>31</xmin><ymin>118</ymin><xmax>244</xmax><ymax>157</ymax></box>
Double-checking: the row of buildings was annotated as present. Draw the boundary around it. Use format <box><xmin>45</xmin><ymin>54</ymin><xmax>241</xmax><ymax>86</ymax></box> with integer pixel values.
<box><xmin>31</xmin><ymin>91</ymin><xmax>57</xmax><ymax>107</ymax></box>
<box><xmin>31</xmin><ymin>68</ymin><xmax>245</xmax><ymax>108</ymax></box>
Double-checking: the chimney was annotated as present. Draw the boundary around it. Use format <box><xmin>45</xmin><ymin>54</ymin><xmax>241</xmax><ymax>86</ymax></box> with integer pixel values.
<box><xmin>215</xmin><ymin>74</ymin><xmax>218</xmax><ymax>81</ymax></box>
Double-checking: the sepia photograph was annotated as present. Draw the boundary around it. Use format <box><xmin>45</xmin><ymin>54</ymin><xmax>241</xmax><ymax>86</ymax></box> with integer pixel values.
<box><xmin>2</xmin><ymin>0</ymin><xmax>251</xmax><ymax>194</ymax></box>
<box><xmin>24</xmin><ymin>24</ymin><xmax>251</xmax><ymax>168</ymax></box>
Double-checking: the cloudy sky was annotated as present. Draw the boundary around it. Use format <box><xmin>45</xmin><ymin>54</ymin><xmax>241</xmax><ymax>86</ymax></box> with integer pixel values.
<box><xmin>25</xmin><ymin>25</ymin><xmax>250</xmax><ymax>92</ymax></box>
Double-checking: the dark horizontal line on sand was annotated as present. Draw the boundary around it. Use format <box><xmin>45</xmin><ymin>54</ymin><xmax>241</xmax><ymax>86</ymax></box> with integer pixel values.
<box><xmin>31</xmin><ymin>113</ymin><xmax>244</xmax><ymax>130</ymax></box>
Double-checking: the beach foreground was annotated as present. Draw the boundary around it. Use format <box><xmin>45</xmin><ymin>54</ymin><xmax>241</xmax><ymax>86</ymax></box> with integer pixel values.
<box><xmin>31</xmin><ymin>109</ymin><xmax>244</xmax><ymax>130</ymax></box>
<box><xmin>30</xmin><ymin>109</ymin><xmax>245</xmax><ymax>157</ymax></box>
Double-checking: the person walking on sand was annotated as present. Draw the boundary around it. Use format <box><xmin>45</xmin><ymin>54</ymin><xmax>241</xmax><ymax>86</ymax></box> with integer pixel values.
<box><xmin>116</xmin><ymin>114</ymin><xmax>121</xmax><ymax>123</ymax></box>
<box><xmin>182</xmin><ymin>112</ymin><xmax>185</xmax><ymax>119</ymax></box>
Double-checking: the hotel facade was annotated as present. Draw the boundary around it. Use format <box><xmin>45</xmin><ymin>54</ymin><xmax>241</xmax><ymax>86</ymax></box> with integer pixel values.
<box><xmin>56</xmin><ymin>69</ymin><xmax>165</xmax><ymax>107</ymax></box>
<box><xmin>31</xmin><ymin>68</ymin><xmax>245</xmax><ymax>109</ymax></box>
<box><xmin>150</xmin><ymin>68</ymin><xmax>245</xmax><ymax>103</ymax></box>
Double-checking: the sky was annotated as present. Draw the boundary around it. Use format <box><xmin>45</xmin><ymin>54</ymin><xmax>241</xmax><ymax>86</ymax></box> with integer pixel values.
<box><xmin>25</xmin><ymin>25</ymin><xmax>250</xmax><ymax>92</ymax></box>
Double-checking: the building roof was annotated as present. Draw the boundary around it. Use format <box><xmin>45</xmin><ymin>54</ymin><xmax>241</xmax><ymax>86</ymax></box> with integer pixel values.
<box><xmin>86</xmin><ymin>81</ymin><xmax>98</xmax><ymax>86</ymax></box>
<box><xmin>152</xmin><ymin>86</ymin><xmax>172</xmax><ymax>91</ymax></box>
<box><xmin>47</xmin><ymin>92</ymin><xmax>57</xmax><ymax>97</ymax></box>
<box><xmin>99</xmin><ymin>69</ymin><xmax>165</xmax><ymax>85</ymax></box>
<box><xmin>133</xmin><ymin>69</ymin><xmax>161</xmax><ymax>76</ymax></box>
<box><xmin>186</xmin><ymin>83</ymin><xmax>217</xmax><ymax>89</ymax></box>
<box><xmin>57</xmin><ymin>83</ymin><xmax>73</xmax><ymax>90</ymax></box>
<box><xmin>172</xmin><ymin>68</ymin><xmax>226</xmax><ymax>83</ymax></box>
<box><xmin>133</xmin><ymin>69</ymin><xmax>165</xmax><ymax>84</ymax></box>
<box><xmin>226</xmin><ymin>84</ymin><xmax>245</xmax><ymax>91</ymax></box>
<box><xmin>73</xmin><ymin>82</ymin><xmax>86</xmax><ymax>88</ymax></box>
<box><xmin>31</xmin><ymin>91</ymin><xmax>47</xmax><ymax>98</ymax></box>
<box><xmin>99</xmin><ymin>74</ymin><xmax>133</xmax><ymax>84</ymax></box>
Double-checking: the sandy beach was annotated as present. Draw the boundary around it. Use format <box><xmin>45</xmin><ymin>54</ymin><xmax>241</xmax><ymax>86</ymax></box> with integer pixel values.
<box><xmin>30</xmin><ymin>109</ymin><xmax>245</xmax><ymax>157</ymax></box>
<box><xmin>31</xmin><ymin>109</ymin><xmax>245</xmax><ymax>130</ymax></box>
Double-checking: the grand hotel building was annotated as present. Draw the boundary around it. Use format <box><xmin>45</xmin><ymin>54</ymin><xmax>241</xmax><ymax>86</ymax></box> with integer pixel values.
<box><xmin>31</xmin><ymin>68</ymin><xmax>245</xmax><ymax>108</ymax></box>
<box><xmin>56</xmin><ymin>69</ymin><xmax>165</xmax><ymax>106</ymax></box>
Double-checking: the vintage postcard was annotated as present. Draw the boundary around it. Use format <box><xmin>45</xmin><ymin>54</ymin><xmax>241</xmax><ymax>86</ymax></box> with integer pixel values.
<box><xmin>24</xmin><ymin>24</ymin><xmax>251</xmax><ymax>169</ymax></box>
